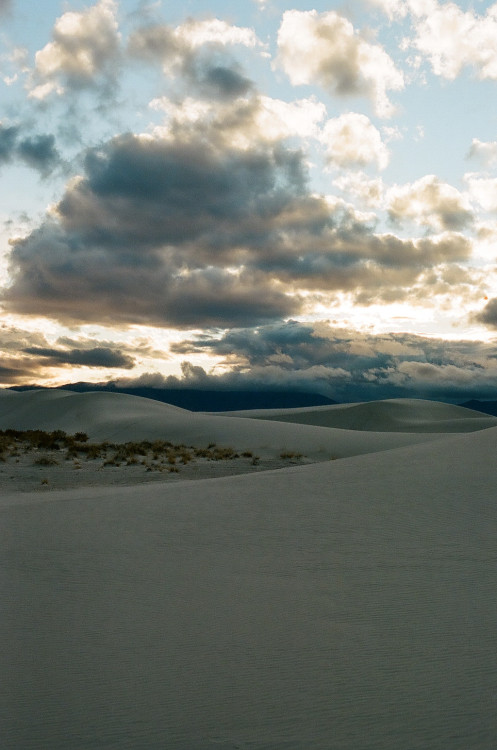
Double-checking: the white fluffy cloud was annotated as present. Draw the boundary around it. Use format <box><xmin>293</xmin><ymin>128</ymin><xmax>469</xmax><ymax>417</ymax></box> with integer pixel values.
<box><xmin>465</xmin><ymin>175</ymin><xmax>497</xmax><ymax>213</ymax></box>
<box><xmin>276</xmin><ymin>9</ymin><xmax>404</xmax><ymax>117</ymax></box>
<box><xmin>28</xmin><ymin>0</ymin><xmax>120</xmax><ymax>99</ymax></box>
<box><xmin>320</xmin><ymin>113</ymin><xmax>389</xmax><ymax>170</ymax></box>
<box><xmin>409</xmin><ymin>0</ymin><xmax>497</xmax><ymax>80</ymax></box>
<box><xmin>173</xmin><ymin>18</ymin><xmax>260</xmax><ymax>49</ymax></box>
<box><xmin>387</xmin><ymin>175</ymin><xmax>473</xmax><ymax>230</ymax></box>
<box><xmin>150</xmin><ymin>94</ymin><xmax>326</xmax><ymax>149</ymax></box>
<box><xmin>334</xmin><ymin>172</ymin><xmax>384</xmax><ymax>207</ymax></box>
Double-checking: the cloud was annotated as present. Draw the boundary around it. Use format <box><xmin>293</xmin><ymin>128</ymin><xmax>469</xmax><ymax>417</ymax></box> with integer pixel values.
<box><xmin>467</xmin><ymin>138</ymin><xmax>497</xmax><ymax>167</ymax></box>
<box><xmin>16</xmin><ymin>134</ymin><xmax>61</xmax><ymax>176</ymax></box>
<box><xmin>472</xmin><ymin>297</ymin><xmax>497</xmax><ymax>329</ymax></box>
<box><xmin>0</xmin><ymin>326</ymin><xmax>140</xmax><ymax>384</ymax></box>
<box><xmin>3</xmin><ymin>131</ymin><xmax>305</xmax><ymax>327</ymax></box>
<box><xmin>276</xmin><ymin>9</ymin><xmax>404</xmax><ymax>117</ymax></box>
<box><xmin>408</xmin><ymin>0</ymin><xmax>497</xmax><ymax>80</ymax></box>
<box><xmin>333</xmin><ymin>172</ymin><xmax>384</xmax><ymax>207</ymax></box>
<box><xmin>22</xmin><ymin>346</ymin><xmax>135</xmax><ymax>369</ymax></box>
<box><xmin>0</xmin><ymin>122</ymin><xmax>20</xmax><ymax>164</ymax></box>
<box><xmin>2</xmin><ymin>113</ymin><xmax>477</xmax><ymax>327</ymax></box>
<box><xmin>129</xmin><ymin>17</ymin><xmax>260</xmax><ymax>99</ymax></box>
<box><xmin>387</xmin><ymin>175</ymin><xmax>473</xmax><ymax>230</ymax></box>
<box><xmin>28</xmin><ymin>0</ymin><xmax>121</xmax><ymax>100</ymax></box>
<box><xmin>150</xmin><ymin>94</ymin><xmax>326</xmax><ymax>148</ymax></box>
<box><xmin>465</xmin><ymin>175</ymin><xmax>497</xmax><ymax>213</ymax></box>
<box><xmin>0</xmin><ymin>122</ymin><xmax>61</xmax><ymax>175</ymax></box>
<box><xmin>0</xmin><ymin>0</ymin><xmax>11</xmax><ymax>14</ymax></box>
<box><xmin>365</xmin><ymin>0</ymin><xmax>409</xmax><ymax>20</ymax></box>
<box><xmin>141</xmin><ymin>320</ymin><xmax>497</xmax><ymax>401</ymax></box>
<box><xmin>320</xmin><ymin>113</ymin><xmax>389</xmax><ymax>169</ymax></box>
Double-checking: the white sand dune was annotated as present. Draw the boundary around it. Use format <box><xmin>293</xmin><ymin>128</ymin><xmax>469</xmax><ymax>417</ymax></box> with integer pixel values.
<box><xmin>1</xmin><ymin>391</ymin><xmax>497</xmax><ymax>748</ymax></box>
<box><xmin>219</xmin><ymin>396</ymin><xmax>497</xmax><ymax>432</ymax></box>
<box><xmin>0</xmin><ymin>389</ymin><xmax>469</xmax><ymax>460</ymax></box>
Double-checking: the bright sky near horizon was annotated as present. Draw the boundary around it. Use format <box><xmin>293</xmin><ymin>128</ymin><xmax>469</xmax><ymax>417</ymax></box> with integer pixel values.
<box><xmin>2</xmin><ymin>0</ymin><xmax>497</xmax><ymax>401</ymax></box>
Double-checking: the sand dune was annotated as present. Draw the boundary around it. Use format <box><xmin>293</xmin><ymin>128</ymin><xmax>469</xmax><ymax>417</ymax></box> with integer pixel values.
<box><xmin>0</xmin><ymin>389</ymin><xmax>463</xmax><ymax>460</ymax></box>
<box><xmin>219</xmin><ymin>396</ymin><xmax>497</xmax><ymax>432</ymax></box>
<box><xmin>1</xmin><ymin>391</ymin><xmax>497</xmax><ymax>748</ymax></box>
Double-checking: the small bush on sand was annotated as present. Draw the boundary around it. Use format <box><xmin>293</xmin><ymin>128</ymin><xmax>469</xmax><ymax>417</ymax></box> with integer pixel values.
<box><xmin>34</xmin><ymin>455</ymin><xmax>59</xmax><ymax>466</ymax></box>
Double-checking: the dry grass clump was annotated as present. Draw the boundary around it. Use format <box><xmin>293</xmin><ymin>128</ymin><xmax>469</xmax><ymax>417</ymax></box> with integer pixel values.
<box><xmin>34</xmin><ymin>455</ymin><xmax>59</xmax><ymax>466</ymax></box>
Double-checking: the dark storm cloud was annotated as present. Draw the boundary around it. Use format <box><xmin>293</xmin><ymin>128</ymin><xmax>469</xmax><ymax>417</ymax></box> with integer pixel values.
<box><xmin>167</xmin><ymin>321</ymin><xmax>497</xmax><ymax>402</ymax></box>
<box><xmin>23</xmin><ymin>346</ymin><xmax>135</xmax><ymax>369</ymax></box>
<box><xmin>3</xmin><ymin>133</ymin><xmax>309</xmax><ymax>326</ymax></box>
<box><xmin>2</xmin><ymin>126</ymin><xmax>475</xmax><ymax>328</ymax></box>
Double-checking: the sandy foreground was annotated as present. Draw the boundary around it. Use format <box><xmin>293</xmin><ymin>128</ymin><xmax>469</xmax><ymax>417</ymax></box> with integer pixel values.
<box><xmin>1</xmin><ymin>390</ymin><xmax>497</xmax><ymax>749</ymax></box>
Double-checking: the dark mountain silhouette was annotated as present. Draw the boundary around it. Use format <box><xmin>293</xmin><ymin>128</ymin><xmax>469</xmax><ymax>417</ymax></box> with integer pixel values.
<box><xmin>459</xmin><ymin>399</ymin><xmax>497</xmax><ymax>417</ymax></box>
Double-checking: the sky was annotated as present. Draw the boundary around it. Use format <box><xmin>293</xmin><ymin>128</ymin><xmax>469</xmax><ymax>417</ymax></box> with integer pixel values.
<box><xmin>2</xmin><ymin>0</ymin><xmax>497</xmax><ymax>402</ymax></box>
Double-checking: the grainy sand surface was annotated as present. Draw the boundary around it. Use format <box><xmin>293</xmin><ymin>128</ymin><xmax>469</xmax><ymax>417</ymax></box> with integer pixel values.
<box><xmin>1</xmin><ymin>390</ymin><xmax>496</xmax><ymax>749</ymax></box>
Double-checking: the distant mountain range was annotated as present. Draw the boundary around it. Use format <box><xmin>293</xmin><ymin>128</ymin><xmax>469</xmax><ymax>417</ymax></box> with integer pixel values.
<box><xmin>459</xmin><ymin>400</ymin><xmax>497</xmax><ymax>417</ymax></box>
<box><xmin>8</xmin><ymin>383</ymin><xmax>337</xmax><ymax>412</ymax></box>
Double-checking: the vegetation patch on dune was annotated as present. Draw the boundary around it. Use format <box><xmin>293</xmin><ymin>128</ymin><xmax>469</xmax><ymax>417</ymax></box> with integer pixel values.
<box><xmin>0</xmin><ymin>430</ymin><xmax>307</xmax><ymax>490</ymax></box>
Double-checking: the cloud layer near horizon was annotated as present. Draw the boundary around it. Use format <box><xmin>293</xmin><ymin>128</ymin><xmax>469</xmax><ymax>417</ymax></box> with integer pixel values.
<box><xmin>118</xmin><ymin>320</ymin><xmax>497</xmax><ymax>403</ymax></box>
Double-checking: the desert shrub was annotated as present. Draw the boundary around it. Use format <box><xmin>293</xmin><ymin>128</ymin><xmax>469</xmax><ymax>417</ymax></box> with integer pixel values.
<box><xmin>280</xmin><ymin>451</ymin><xmax>303</xmax><ymax>460</ymax></box>
<box><xmin>103</xmin><ymin>454</ymin><xmax>121</xmax><ymax>467</ymax></box>
<box><xmin>74</xmin><ymin>432</ymin><xmax>88</xmax><ymax>443</ymax></box>
<box><xmin>213</xmin><ymin>446</ymin><xmax>238</xmax><ymax>460</ymax></box>
<box><xmin>34</xmin><ymin>455</ymin><xmax>59</xmax><ymax>466</ymax></box>
<box><xmin>85</xmin><ymin>444</ymin><xmax>102</xmax><ymax>460</ymax></box>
